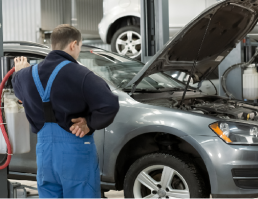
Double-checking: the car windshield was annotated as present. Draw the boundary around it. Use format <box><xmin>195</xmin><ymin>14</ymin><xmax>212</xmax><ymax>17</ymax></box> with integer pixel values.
<box><xmin>78</xmin><ymin>49</ymin><xmax>187</xmax><ymax>91</ymax></box>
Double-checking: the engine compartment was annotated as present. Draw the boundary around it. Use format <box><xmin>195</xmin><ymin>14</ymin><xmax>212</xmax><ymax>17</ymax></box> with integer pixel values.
<box><xmin>139</xmin><ymin>96</ymin><xmax>258</xmax><ymax>121</ymax></box>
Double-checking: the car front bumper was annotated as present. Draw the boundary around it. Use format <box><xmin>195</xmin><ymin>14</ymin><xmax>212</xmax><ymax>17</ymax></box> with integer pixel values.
<box><xmin>188</xmin><ymin>135</ymin><xmax>258</xmax><ymax>198</ymax></box>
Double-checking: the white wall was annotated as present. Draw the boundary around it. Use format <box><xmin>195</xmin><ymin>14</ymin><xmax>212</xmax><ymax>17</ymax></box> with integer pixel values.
<box><xmin>2</xmin><ymin>0</ymin><xmax>41</xmax><ymax>42</ymax></box>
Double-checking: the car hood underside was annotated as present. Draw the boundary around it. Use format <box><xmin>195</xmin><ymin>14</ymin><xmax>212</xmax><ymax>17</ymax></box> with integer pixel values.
<box><xmin>126</xmin><ymin>0</ymin><xmax>258</xmax><ymax>88</ymax></box>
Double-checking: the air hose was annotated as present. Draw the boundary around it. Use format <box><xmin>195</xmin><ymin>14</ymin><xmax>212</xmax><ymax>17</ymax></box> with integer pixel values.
<box><xmin>0</xmin><ymin>67</ymin><xmax>15</xmax><ymax>169</ymax></box>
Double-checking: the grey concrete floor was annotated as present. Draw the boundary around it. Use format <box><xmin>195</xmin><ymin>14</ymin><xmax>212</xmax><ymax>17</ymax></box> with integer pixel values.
<box><xmin>9</xmin><ymin>180</ymin><xmax>124</xmax><ymax>198</ymax></box>
<box><xmin>9</xmin><ymin>180</ymin><xmax>258</xmax><ymax>198</ymax></box>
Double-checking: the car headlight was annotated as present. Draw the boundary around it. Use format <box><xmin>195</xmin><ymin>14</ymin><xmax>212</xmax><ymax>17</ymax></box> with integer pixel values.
<box><xmin>209</xmin><ymin>122</ymin><xmax>258</xmax><ymax>144</ymax></box>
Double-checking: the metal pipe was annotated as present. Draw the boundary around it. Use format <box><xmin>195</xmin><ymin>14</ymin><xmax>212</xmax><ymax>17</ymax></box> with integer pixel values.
<box><xmin>71</xmin><ymin>0</ymin><xmax>77</xmax><ymax>27</ymax></box>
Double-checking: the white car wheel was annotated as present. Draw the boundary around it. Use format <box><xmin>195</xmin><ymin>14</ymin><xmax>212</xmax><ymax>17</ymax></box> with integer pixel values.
<box><xmin>111</xmin><ymin>26</ymin><xmax>142</xmax><ymax>60</ymax></box>
<box><xmin>116</xmin><ymin>30</ymin><xmax>141</xmax><ymax>58</ymax></box>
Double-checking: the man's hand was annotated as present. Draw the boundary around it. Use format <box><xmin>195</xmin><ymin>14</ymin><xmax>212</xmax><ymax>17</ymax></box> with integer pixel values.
<box><xmin>70</xmin><ymin>117</ymin><xmax>90</xmax><ymax>138</ymax></box>
<box><xmin>14</xmin><ymin>56</ymin><xmax>30</xmax><ymax>72</ymax></box>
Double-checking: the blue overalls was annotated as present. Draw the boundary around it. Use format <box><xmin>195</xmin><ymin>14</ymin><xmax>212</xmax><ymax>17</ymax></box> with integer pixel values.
<box><xmin>32</xmin><ymin>60</ymin><xmax>101</xmax><ymax>198</ymax></box>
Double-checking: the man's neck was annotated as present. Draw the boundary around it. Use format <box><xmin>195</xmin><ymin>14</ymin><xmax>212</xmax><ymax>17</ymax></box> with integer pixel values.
<box><xmin>50</xmin><ymin>50</ymin><xmax>78</xmax><ymax>64</ymax></box>
<box><xmin>62</xmin><ymin>50</ymin><xmax>76</xmax><ymax>60</ymax></box>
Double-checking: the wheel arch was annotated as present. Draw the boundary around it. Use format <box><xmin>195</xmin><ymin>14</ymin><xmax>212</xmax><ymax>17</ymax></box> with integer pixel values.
<box><xmin>106</xmin><ymin>15</ymin><xmax>140</xmax><ymax>44</ymax></box>
<box><xmin>113</xmin><ymin>127</ymin><xmax>215</xmax><ymax>193</ymax></box>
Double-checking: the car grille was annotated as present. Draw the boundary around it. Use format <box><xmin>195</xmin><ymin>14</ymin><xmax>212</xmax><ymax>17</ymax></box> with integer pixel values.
<box><xmin>232</xmin><ymin>169</ymin><xmax>258</xmax><ymax>189</ymax></box>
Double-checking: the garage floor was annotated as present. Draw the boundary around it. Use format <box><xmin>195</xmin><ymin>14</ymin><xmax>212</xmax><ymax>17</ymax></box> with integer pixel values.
<box><xmin>9</xmin><ymin>180</ymin><xmax>124</xmax><ymax>198</ymax></box>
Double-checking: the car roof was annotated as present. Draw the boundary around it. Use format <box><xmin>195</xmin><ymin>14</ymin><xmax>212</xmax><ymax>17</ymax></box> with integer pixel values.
<box><xmin>3</xmin><ymin>42</ymin><xmax>101</xmax><ymax>57</ymax></box>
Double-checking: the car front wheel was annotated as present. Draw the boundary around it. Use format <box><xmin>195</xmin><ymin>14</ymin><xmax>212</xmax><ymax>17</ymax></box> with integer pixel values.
<box><xmin>111</xmin><ymin>26</ymin><xmax>141</xmax><ymax>60</ymax></box>
<box><xmin>124</xmin><ymin>153</ymin><xmax>209</xmax><ymax>198</ymax></box>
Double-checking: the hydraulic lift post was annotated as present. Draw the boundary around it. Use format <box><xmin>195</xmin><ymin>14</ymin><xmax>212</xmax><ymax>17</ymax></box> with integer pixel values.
<box><xmin>140</xmin><ymin>0</ymin><xmax>169</xmax><ymax>63</ymax></box>
<box><xmin>0</xmin><ymin>0</ymin><xmax>8</xmax><ymax>197</ymax></box>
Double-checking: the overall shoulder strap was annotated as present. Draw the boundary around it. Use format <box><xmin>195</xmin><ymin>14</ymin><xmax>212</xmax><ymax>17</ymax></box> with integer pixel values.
<box><xmin>32</xmin><ymin>60</ymin><xmax>71</xmax><ymax>102</ymax></box>
<box><xmin>32</xmin><ymin>60</ymin><xmax>71</xmax><ymax>123</ymax></box>
<box><xmin>32</xmin><ymin>64</ymin><xmax>44</xmax><ymax>100</ymax></box>
<box><xmin>43</xmin><ymin>60</ymin><xmax>71</xmax><ymax>102</ymax></box>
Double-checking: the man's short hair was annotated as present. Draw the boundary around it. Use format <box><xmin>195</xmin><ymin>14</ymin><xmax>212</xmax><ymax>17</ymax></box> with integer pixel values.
<box><xmin>51</xmin><ymin>24</ymin><xmax>82</xmax><ymax>50</ymax></box>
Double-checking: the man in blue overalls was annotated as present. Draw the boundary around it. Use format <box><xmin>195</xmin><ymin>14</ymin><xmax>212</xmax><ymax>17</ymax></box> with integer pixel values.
<box><xmin>12</xmin><ymin>24</ymin><xmax>119</xmax><ymax>198</ymax></box>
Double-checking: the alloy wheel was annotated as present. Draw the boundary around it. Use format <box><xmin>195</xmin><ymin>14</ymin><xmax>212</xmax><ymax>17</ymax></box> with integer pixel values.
<box><xmin>133</xmin><ymin>165</ymin><xmax>190</xmax><ymax>198</ymax></box>
<box><xmin>115</xmin><ymin>31</ymin><xmax>141</xmax><ymax>59</ymax></box>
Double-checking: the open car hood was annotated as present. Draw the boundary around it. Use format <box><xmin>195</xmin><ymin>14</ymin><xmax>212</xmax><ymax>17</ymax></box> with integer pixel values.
<box><xmin>126</xmin><ymin>0</ymin><xmax>258</xmax><ymax>89</ymax></box>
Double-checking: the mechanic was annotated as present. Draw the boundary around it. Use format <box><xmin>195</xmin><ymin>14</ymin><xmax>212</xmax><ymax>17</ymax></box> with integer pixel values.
<box><xmin>11</xmin><ymin>24</ymin><xmax>119</xmax><ymax>198</ymax></box>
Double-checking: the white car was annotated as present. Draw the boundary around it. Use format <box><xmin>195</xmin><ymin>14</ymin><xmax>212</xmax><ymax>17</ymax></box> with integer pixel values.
<box><xmin>98</xmin><ymin>0</ymin><xmax>258</xmax><ymax>60</ymax></box>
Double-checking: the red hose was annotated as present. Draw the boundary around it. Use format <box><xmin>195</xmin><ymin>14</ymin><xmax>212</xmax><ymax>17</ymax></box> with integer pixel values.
<box><xmin>0</xmin><ymin>67</ymin><xmax>15</xmax><ymax>169</ymax></box>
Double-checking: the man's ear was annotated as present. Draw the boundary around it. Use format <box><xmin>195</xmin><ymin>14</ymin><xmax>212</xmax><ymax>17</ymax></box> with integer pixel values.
<box><xmin>70</xmin><ymin>40</ymin><xmax>77</xmax><ymax>51</ymax></box>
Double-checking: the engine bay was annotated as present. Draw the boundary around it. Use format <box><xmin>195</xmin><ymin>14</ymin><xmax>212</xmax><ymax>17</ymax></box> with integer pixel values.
<box><xmin>137</xmin><ymin>95</ymin><xmax>258</xmax><ymax>121</ymax></box>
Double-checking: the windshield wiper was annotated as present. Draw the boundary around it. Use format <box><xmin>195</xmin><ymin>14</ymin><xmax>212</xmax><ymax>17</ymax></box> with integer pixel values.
<box><xmin>157</xmin><ymin>87</ymin><xmax>195</xmax><ymax>92</ymax></box>
<box><xmin>157</xmin><ymin>88</ymin><xmax>185</xmax><ymax>92</ymax></box>
<box><xmin>122</xmin><ymin>87</ymin><xmax>191</xmax><ymax>93</ymax></box>
<box><xmin>122</xmin><ymin>88</ymin><xmax>161</xmax><ymax>93</ymax></box>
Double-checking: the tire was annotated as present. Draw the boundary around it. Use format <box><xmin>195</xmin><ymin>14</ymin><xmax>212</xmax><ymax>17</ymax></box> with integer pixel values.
<box><xmin>124</xmin><ymin>153</ymin><xmax>209</xmax><ymax>198</ymax></box>
<box><xmin>111</xmin><ymin>26</ymin><xmax>141</xmax><ymax>60</ymax></box>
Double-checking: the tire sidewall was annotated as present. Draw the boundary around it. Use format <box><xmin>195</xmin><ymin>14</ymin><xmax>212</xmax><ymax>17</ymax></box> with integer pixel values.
<box><xmin>124</xmin><ymin>153</ymin><xmax>205</xmax><ymax>198</ymax></box>
<box><xmin>111</xmin><ymin>25</ymin><xmax>141</xmax><ymax>60</ymax></box>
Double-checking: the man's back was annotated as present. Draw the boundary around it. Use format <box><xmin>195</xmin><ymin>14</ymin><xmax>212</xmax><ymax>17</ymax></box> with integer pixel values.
<box><xmin>12</xmin><ymin>50</ymin><xmax>119</xmax><ymax>134</ymax></box>
<box><xmin>11</xmin><ymin>24</ymin><xmax>117</xmax><ymax>198</ymax></box>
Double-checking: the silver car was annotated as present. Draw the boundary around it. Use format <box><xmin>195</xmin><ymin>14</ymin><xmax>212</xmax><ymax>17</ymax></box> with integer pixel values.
<box><xmin>7</xmin><ymin>1</ymin><xmax>258</xmax><ymax>198</ymax></box>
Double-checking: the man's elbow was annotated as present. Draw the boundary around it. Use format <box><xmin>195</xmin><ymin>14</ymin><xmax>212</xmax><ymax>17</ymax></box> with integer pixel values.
<box><xmin>96</xmin><ymin>103</ymin><xmax>119</xmax><ymax>130</ymax></box>
<box><xmin>109</xmin><ymin>102</ymin><xmax>120</xmax><ymax>122</ymax></box>
<box><xmin>108</xmin><ymin>95</ymin><xmax>119</xmax><ymax>114</ymax></box>
<box><xmin>106</xmin><ymin>102</ymin><xmax>120</xmax><ymax>122</ymax></box>
<box><xmin>112</xmin><ymin>101</ymin><xmax>120</xmax><ymax>115</ymax></box>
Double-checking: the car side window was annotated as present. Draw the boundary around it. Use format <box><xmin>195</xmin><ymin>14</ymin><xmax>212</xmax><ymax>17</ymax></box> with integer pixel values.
<box><xmin>2</xmin><ymin>54</ymin><xmax>45</xmax><ymax>89</ymax></box>
<box><xmin>4</xmin><ymin>52</ymin><xmax>45</xmax><ymax>67</ymax></box>
<box><xmin>29</xmin><ymin>58</ymin><xmax>44</xmax><ymax>65</ymax></box>
<box><xmin>78</xmin><ymin>51</ymin><xmax>128</xmax><ymax>86</ymax></box>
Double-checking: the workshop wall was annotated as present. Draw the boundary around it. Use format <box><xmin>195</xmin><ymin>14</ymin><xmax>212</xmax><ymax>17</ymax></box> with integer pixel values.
<box><xmin>2</xmin><ymin>0</ymin><xmax>41</xmax><ymax>42</ymax></box>
<box><xmin>2</xmin><ymin>0</ymin><xmax>103</xmax><ymax>43</ymax></box>
<box><xmin>76</xmin><ymin>0</ymin><xmax>103</xmax><ymax>38</ymax></box>
<box><xmin>41</xmin><ymin>0</ymin><xmax>103</xmax><ymax>40</ymax></box>
<box><xmin>41</xmin><ymin>0</ymin><xmax>71</xmax><ymax>31</ymax></box>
